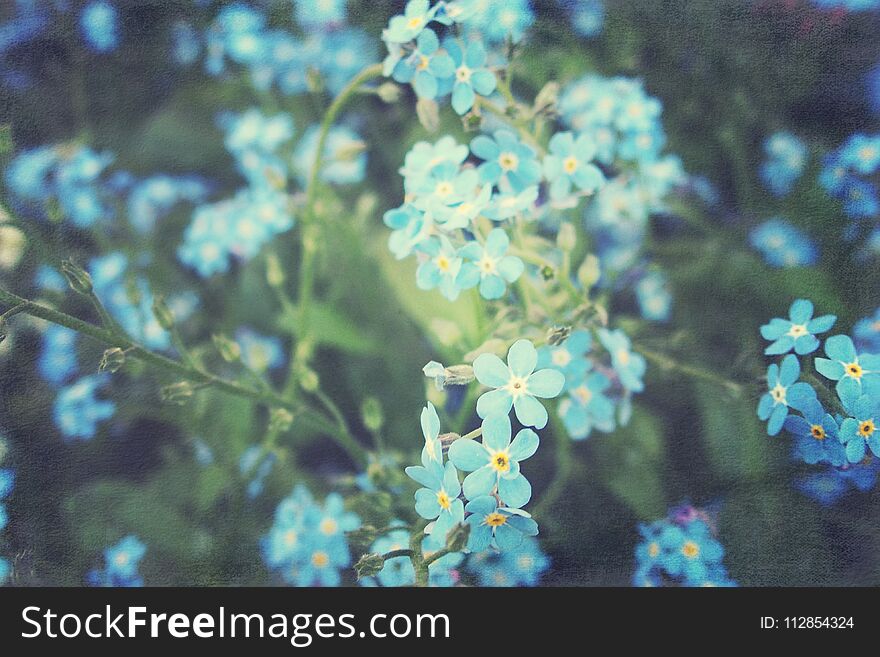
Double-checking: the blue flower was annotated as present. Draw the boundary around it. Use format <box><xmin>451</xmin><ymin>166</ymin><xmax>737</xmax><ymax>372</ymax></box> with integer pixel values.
<box><xmin>543</xmin><ymin>131</ymin><xmax>605</xmax><ymax>200</ymax></box>
<box><xmin>295</xmin><ymin>0</ymin><xmax>346</xmax><ymax>30</ymax></box>
<box><xmin>597</xmin><ymin>328</ymin><xmax>646</xmax><ymax>393</ymax></box>
<box><xmin>458</xmin><ymin>229</ymin><xmax>524</xmax><ymax>300</ymax></box>
<box><xmin>88</xmin><ymin>535</ymin><xmax>146</xmax><ymax>587</ymax></box>
<box><xmin>444</xmin><ymin>38</ymin><xmax>496</xmax><ymax>115</ymax></box>
<box><xmin>756</xmin><ymin>354</ymin><xmax>816</xmax><ymax>436</ymax></box>
<box><xmin>464</xmin><ymin>495</ymin><xmax>538</xmax><ymax>552</ymax></box>
<box><xmin>482</xmin><ymin>185</ymin><xmax>539</xmax><ymax>220</ymax></box>
<box><xmin>54</xmin><ymin>375</ymin><xmax>116</xmax><ymax>441</ymax></box>
<box><xmin>415</xmin><ymin>235</ymin><xmax>476</xmax><ymax>301</ymax></box>
<box><xmin>38</xmin><ymin>325</ymin><xmax>78</xmax><ymax>386</ymax></box>
<box><xmin>658</xmin><ymin>520</ymin><xmax>725</xmax><ymax>586</ymax></box>
<box><xmin>796</xmin><ymin>470</ymin><xmax>849</xmax><ymax>506</ymax></box>
<box><xmin>472</xmin><ymin>0</ymin><xmax>534</xmax><ymax>44</ymax></box>
<box><xmin>405</xmin><ymin>404</ymin><xmax>465</xmax><ymax>543</ymax></box>
<box><xmin>0</xmin><ymin>469</ymin><xmax>12</xmax><ymax>500</ymax></box>
<box><xmin>557</xmin><ymin>370</ymin><xmax>616</xmax><ymax>440</ymax></box>
<box><xmin>783</xmin><ymin>398</ymin><xmax>846</xmax><ymax>466</ymax></box>
<box><xmin>839</xmin><ymin>394</ymin><xmax>880</xmax><ymax>464</ymax></box>
<box><xmin>760</xmin><ymin>132</ymin><xmax>807</xmax><ymax>197</ymax></box>
<box><xmin>470</xmin><ymin>130</ymin><xmax>542</xmax><ymax>192</ymax></box>
<box><xmin>814</xmin><ymin>334</ymin><xmax>880</xmax><ymax>399</ymax></box>
<box><xmin>635</xmin><ymin>271</ymin><xmax>672</xmax><ymax>322</ymax></box>
<box><xmin>572</xmin><ymin>0</ymin><xmax>605</xmax><ymax>38</ymax></box>
<box><xmin>448</xmin><ymin>414</ymin><xmax>538</xmax><ymax>507</ymax></box>
<box><xmin>0</xmin><ymin>557</ymin><xmax>8</xmax><ymax>586</ymax></box>
<box><xmin>392</xmin><ymin>29</ymin><xmax>455</xmax><ymax>100</ymax></box>
<box><xmin>468</xmin><ymin>536</ymin><xmax>549</xmax><ymax>586</ymax></box>
<box><xmin>294</xmin><ymin>124</ymin><xmax>366</xmax><ymax>185</ymax></box>
<box><xmin>760</xmin><ymin>299</ymin><xmax>836</xmax><ymax>356</ymax></box>
<box><xmin>235</xmin><ymin>327</ymin><xmax>285</xmax><ymax>372</ymax></box>
<box><xmin>80</xmin><ymin>1</ymin><xmax>120</xmax><ymax>53</ymax></box>
<box><xmin>853</xmin><ymin>307</ymin><xmax>880</xmax><ymax>353</ymax></box>
<box><xmin>536</xmin><ymin>329</ymin><xmax>592</xmax><ymax>384</ymax></box>
<box><xmin>749</xmin><ymin>218</ymin><xmax>818</xmax><ymax>268</ymax></box>
<box><xmin>472</xmin><ymin>339</ymin><xmax>565</xmax><ymax>428</ymax></box>
<box><xmin>383</xmin><ymin>0</ymin><xmax>437</xmax><ymax>44</ymax></box>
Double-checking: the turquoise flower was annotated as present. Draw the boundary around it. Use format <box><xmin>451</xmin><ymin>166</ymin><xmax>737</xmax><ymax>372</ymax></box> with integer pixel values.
<box><xmin>459</xmin><ymin>229</ymin><xmax>524</xmax><ymax>300</ymax></box>
<box><xmin>448</xmin><ymin>414</ymin><xmax>538</xmax><ymax>507</ymax></box>
<box><xmin>558</xmin><ymin>370</ymin><xmax>616</xmax><ymax>440</ymax></box>
<box><xmin>444</xmin><ymin>38</ymin><xmax>496</xmax><ymax>115</ymax></box>
<box><xmin>392</xmin><ymin>29</ymin><xmax>455</xmax><ymax>99</ymax></box>
<box><xmin>536</xmin><ymin>329</ymin><xmax>592</xmax><ymax>385</ymax></box>
<box><xmin>839</xmin><ymin>394</ymin><xmax>880</xmax><ymax>464</ymax></box>
<box><xmin>543</xmin><ymin>131</ymin><xmax>605</xmax><ymax>200</ymax></box>
<box><xmin>471</xmin><ymin>130</ymin><xmax>542</xmax><ymax>192</ymax></box>
<box><xmin>482</xmin><ymin>185</ymin><xmax>539</xmax><ymax>220</ymax></box>
<box><xmin>434</xmin><ymin>183</ymin><xmax>492</xmax><ymax>230</ymax></box>
<box><xmin>464</xmin><ymin>495</ymin><xmax>538</xmax><ymax>552</ymax></box>
<box><xmin>658</xmin><ymin>520</ymin><xmax>724</xmax><ymax>586</ymax></box>
<box><xmin>815</xmin><ymin>334</ymin><xmax>880</xmax><ymax>399</ymax></box>
<box><xmin>383</xmin><ymin>0</ymin><xmax>437</xmax><ymax>44</ymax></box>
<box><xmin>760</xmin><ymin>299</ymin><xmax>836</xmax><ymax>356</ymax></box>
<box><xmin>783</xmin><ymin>398</ymin><xmax>846</xmax><ymax>466</ymax></box>
<box><xmin>757</xmin><ymin>354</ymin><xmax>816</xmax><ymax>436</ymax></box>
<box><xmin>472</xmin><ymin>339</ymin><xmax>565</xmax><ymax>428</ymax></box>
<box><xmin>598</xmin><ymin>328</ymin><xmax>646</xmax><ymax>393</ymax></box>
<box><xmin>415</xmin><ymin>236</ymin><xmax>478</xmax><ymax>300</ymax></box>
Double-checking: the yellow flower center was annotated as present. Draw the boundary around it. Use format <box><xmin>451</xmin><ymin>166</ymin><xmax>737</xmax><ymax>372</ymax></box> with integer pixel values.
<box><xmin>490</xmin><ymin>451</ymin><xmax>510</xmax><ymax>473</ymax></box>
<box><xmin>455</xmin><ymin>65</ymin><xmax>472</xmax><ymax>82</ymax></box>
<box><xmin>648</xmin><ymin>542</ymin><xmax>660</xmax><ymax>558</ymax></box>
<box><xmin>573</xmin><ymin>386</ymin><xmax>592</xmax><ymax>405</ymax></box>
<box><xmin>499</xmin><ymin>152</ymin><xmax>519</xmax><ymax>171</ymax></box>
<box><xmin>616</xmin><ymin>348</ymin><xmax>630</xmax><ymax>366</ymax></box>
<box><xmin>485</xmin><ymin>512</ymin><xmax>507</xmax><ymax>527</ymax></box>
<box><xmin>320</xmin><ymin>518</ymin><xmax>338</xmax><ymax>535</ymax></box>
<box><xmin>435</xmin><ymin>181</ymin><xmax>454</xmax><ymax>197</ymax></box>
<box><xmin>787</xmin><ymin>324</ymin><xmax>808</xmax><ymax>338</ymax></box>
<box><xmin>407</xmin><ymin>16</ymin><xmax>424</xmax><ymax>29</ymax></box>
<box><xmin>416</xmin><ymin>55</ymin><xmax>430</xmax><ymax>71</ymax></box>
<box><xmin>436</xmin><ymin>255</ymin><xmax>451</xmax><ymax>272</ymax></box>
<box><xmin>770</xmin><ymin>383</ymin><xmax>787</xmax><ymax>404</ymax></box>
<box><xmin>810</xmin><ymin>425</ymin><xmax>826</xmax><ymax>441</ymax></box>
<box><xmin>846</xmin><ymin>362</ymin><xmax>863</xmax><ymax>379</ymax></box>
<box><xmin>114</xmin><ymin>553</ymin><xmax>129</xmax><ymax>567</ymax></box>
<box><xmin>479</xmin><ymin>255</ymin><xmax>497</xmax><ymax>274</ymax></box>
<box><xmin>682</xmin><ymin>541</ymin><xmax>700</xmax><ymax>559</ymax></box>
<box><xmin>563</xmin><ymin>156</ymin><xmax>579</xmax><ymax>174</ymax></box>
<box><xmin>859</xmin><ymin>145</ymin><xmax>877</xmax><ymax>162</ymax></box>
<box><xmin>551</xmin><ymin>349</ymin><xmax>572</xmax><ymax>367</ymax></box>
<box><xmin>436</xmin><ymin>490</ymin><xmax>451</xmax><ymax>510</ymax></box>
<box><xmin>311</xmin><ymin>551</ymin><xmax>329</xmax><ymax>568</ymax></box>
<box><xmin>284</xmin><ymin>529</ymin><xmax>298</xmax><ymax>547</ymax></box>
<box><xmin>858</xmin><ymin>419</ymin><xmax>875</xmax><ymax>438</ymax></box>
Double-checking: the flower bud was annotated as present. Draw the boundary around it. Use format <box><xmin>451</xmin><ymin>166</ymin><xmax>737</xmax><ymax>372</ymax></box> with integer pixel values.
<box><xmin>99</xmin><ymin>347</ymin><xmax>126</xmax><ymax>373</ymax></box>
<box><xmin>161</xmin><ymin>381</ymin><xmax>195</xmax><ymax>405</ymax></box>
<box><xmin>376</xmin><ymin>82</ymin><xmax>401</xmax><ymax>104</ymax></box>
<box><xmin>556</xmin><ymin>222</ymin><xmax>577</xmax><ymax>252</ymax></box>
<box><xmin>416</xmin><ymin>98</ymin><xmax>440</xmax><ymax>133</ymax></box>
<box><xmin>354</xmin><ymin>552</ymin><xmax>386</xmax><ymax>580</ymax></box>
<box><xmin>546</xmin><ymin>325</ymin><xmax>572</xmax><ymax>346</ymax></box>
<box><xmin>61</xmin><ymin>259</ymin><xmax>93</xmax><ymax>295</ymax></box>
<box><xmin>361</xmin><ymin>397</ymin><xmax>384</xmax><ymax>433</ymax></box>
<box><xmin>577</xmin><ymin>254</ymin><xmax>601</xmax><ymax>290</ymax></box>
<box><xmin>297</xmin><ymin>366</ymin><xmax>319</xmax><ymax>392</ymax></box>
<box><xmin>265</xmin><ymin>252</ymin><xmax>285</xmax><ymax>287</ymax></box>
<box><xmin>533</xmin><ymin>81</ymin><xmax>560</xmax><ymax>116</ymax></box>
<box><xmin>269</xmin><ymin>408</ymin><xmax>294</xmax><ymax>433</ymax></box>
<box><xmin>151</xmin><ymin>295</ymin><xmax>175</xmax><ymax>331</ymax></box>
<box><xmin>443</xmin><ymin>364</ymin><xmax>474</xmax><ymax>386</ymax></box>
<box><xmin>212</xmin><ymin>334</ymin><xmax>241</xmax><ymax>363</ymax></box>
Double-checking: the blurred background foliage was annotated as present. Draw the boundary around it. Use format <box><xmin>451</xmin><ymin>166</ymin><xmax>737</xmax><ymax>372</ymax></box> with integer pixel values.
<box><xmin>0</xmin><ymin>0</ymin><xmax>879</xmax><ymax>586</ymax></box>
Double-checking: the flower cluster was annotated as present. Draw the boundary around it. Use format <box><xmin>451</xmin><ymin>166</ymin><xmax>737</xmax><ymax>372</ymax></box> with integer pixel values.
<box><xmin>633</xmin><ymin>506</ymin><xmax>736</xmax><ymax>587</ymax></box>
<box><xmin>819</xmin><ymin>134</ymin><xmax>880</xmax><ymax>242</ymax></box>
<box><xmin>5</xmin><ymin>144</ymin><xmax>114</xmax><ymax>228</ymax></box>
<box><xmin>759</xmin><ymin>299</ymin><xmax>880</xmax><ymax>476</ymax></box>
<box><xmin>749</xmin><ymin>218</ymin><xmax>818</xmax><ymax>268</ymax></box>
<box><xmin>760</xmin><ymin>132</ymin><xmax>807</xmax><ymax>197</ymax></box>
<box><xmin>796</xmin><ymin>458</ymin><xmax>880</xmax><ymax>506</ymax></box>
<box><xmin>541</xmin><ymin>328</ymin><xmax>645</xmax><ymax>441</ymax></box>
<box><xmin>466</xmin><ymin>535</ymin><xmax>549</xmax><ymax>586</ymax></box>
<box><xmin>86</xmin><ymin>535</ymin><xmax>146</xmax><ymax>587</ymax></box>
<box><xmin>80</xmin><ymin>0</ymin><xmax>120</xmax><ymax>54</ymax></box>
<box><xmin>0</xmin><ymin>465</ymin><xmax>12</xmax><ymax>586</ymax></box>
<box><xmin>263</xmin><ymin>485</ymin><xmax>361</xmax><ymax>587</ymax></box>
<box><xmin>204</xmin><ymin>2</ymin><xmax>375</xmax><ymax>96</ymax></box>
<box><xmin>405</xmin><ymin>339</ymin><xmax>559</xmax><ymax>559</ymax></box>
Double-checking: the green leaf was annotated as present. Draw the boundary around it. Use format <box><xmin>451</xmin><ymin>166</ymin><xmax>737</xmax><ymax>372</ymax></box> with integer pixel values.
<box><xmin>276</xmin><ymin>303</ymin><xmax>378</xmax><ymax>355</ymax></box>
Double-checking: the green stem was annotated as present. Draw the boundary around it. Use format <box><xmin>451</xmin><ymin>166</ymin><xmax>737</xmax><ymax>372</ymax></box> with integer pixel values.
<box><xmin>381</xmin><ymin>549</ymin><xmax>413</xmax><ymax>561</ymax></box>
<box><xmin>636</xmin><ymin>343</ymin><xmax>743</xmax><ymax>396</ymax></box>
<box><xmin>533</xmin><ymin>413</ymin><xmax>573</xmax><ymax>520</ymax></box>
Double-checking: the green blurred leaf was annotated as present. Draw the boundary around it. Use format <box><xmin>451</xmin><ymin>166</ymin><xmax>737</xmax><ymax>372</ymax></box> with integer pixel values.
<box><xmin>277</xmin><ymin>303</ymin><xmax>378</xmax><ymax>355</ymax></box>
